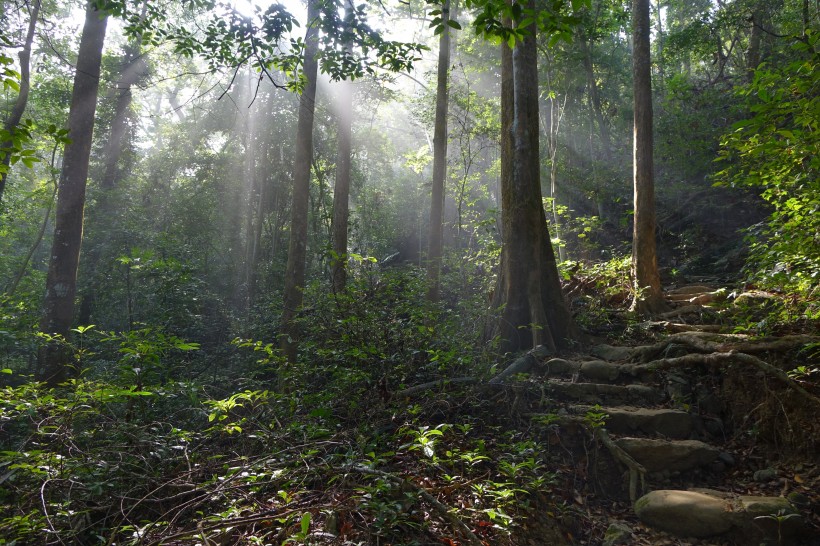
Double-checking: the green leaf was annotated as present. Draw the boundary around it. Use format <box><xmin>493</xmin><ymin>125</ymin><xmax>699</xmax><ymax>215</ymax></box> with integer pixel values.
<box><xmin>446</xmin><ymin>19</ymin><xmax>462</xmax><ymax>30</ymax></box>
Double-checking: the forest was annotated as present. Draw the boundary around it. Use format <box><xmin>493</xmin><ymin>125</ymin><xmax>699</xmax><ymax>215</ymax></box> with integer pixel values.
<box><xmin>0</xmin><ymin>0</ymin><xmax>818</xmax><ymax>543</ymax></box>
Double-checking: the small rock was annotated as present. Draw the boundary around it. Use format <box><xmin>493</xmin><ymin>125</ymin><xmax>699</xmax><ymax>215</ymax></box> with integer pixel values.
<box><xmin>753</xmin><ymin>468</ymin><xmax>778</xmax><ymax>482</ymax></box>
<box><xmin>602</xmin><ymin>521</ymin><xmax>632</xmax><ymax>546</ymax></box>
<box><xmin>718</xmin><ymin>452</ymin><xmax>735</xmax><ymax>466</ymax></box>
<box><xmin>635</xmin><ymin>490</ymin><xmax>733</xmax><ymax>537</ymax></box>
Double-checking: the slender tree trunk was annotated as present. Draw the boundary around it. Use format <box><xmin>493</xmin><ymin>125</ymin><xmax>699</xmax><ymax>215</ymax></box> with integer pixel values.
<box><xmin>279</xmin><ymin>0</ymin><xmax>320</xmax><ymax>363</ymax></box>
<box><xmin>426</xmin><ymin>0</ymin><xmax>454</xmax><ymax>302</ymax></box>
<box><xmin>37</xmin><ymin>2</ymin><xmax>108</xmax><ymax>385</ymax></box>
<box><xmin>0</xmin><ymin>0</ymin><xmax>39</xmax><ymax>204</ymax></box>
<box><xmin>747</xmin><ymin>8</ymin><xmax>762</xmax><ymax>81</ymax></box>
<box><xmin>330</xmin><ymin>77</ymin><xmax>353</xmax><ymax>293</ymax></box>
<box><xmin>631</xmin><ymin>0</ymin><xmax>666</xmax><ymax>315</ymax></box>
<box><xmin>488</xmin><ymin>8</ymin><xmax>575</xmax><ymax>354</ymax></box>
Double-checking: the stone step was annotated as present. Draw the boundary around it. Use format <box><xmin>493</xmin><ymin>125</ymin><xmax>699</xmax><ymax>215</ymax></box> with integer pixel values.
<box><xmin>613</xmin><ymin>437</ymin><xmax>721</xmax><ymax>473</ymax></box>
<box><xmin>571</xmin><ymin>405</ymin><xmax>695</xmax><ymax>439</ymax></box>
<box><xmin>634</xmin><ymin>489</ymin><xmax>808</xmax><ymax>542</ymax></box>
<box><xmin>545</xmin><ymin>380</ymin><xmax>661</xmax><ymax>407</ymax></box>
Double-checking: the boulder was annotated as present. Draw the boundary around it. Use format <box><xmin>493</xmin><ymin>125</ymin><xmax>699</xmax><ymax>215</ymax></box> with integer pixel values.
<box><xmin>634</xmin><ymin>490</ymin><xmax>733</xmax><ymax>537</ymax></box>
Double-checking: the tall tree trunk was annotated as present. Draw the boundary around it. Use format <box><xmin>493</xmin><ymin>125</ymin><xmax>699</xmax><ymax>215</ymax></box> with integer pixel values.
<box><xmin>631</xmin><ymin>0</ymin><xmax>666</xmax><ymax>315</ymax></box>
<box><xmin>330</xmin><ymin>77</ymin><xmax>352</xmax><ymax>293</ymax></box>
<box><xmin>489</xmin><ymin>8</ymin><xmax>575</xmax><ymax>354</ymax></box>
<box><xmin>0</xmin><ymin>0</ymin><xmax>39</xmax><ymax>204</ymax></box>
<box><xmin>426</xmin><ymin>0</ymin><xmax>454</xmax><ymax>302</ymax></box>
<box><xmin>279</xmin><ymin>0</ymin><xmax>320</xmax><ymax>363</ymax></box>
<box><xmin>37</xmin><ymin>1</ymin><xmax>108</xmax><ymax>385</ymax></box>
<box><xmin>78</xmin><ymin>29</ymin><xmax>147</xmax><ymax>325</ymax></box>
<box><xmin>580</xmin><ymin>37</ymin><xmax>612</xmax><ymax>163</ymax></box>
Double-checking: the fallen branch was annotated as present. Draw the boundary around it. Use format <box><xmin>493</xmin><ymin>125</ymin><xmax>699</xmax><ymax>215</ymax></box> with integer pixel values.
<box><xmin>346</xmin><ymin>464</ymin><xmax>485</xmax><ymax>546</ymax></box>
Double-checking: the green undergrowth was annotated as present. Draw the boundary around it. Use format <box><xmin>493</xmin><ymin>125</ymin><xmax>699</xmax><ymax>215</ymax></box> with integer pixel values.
<box><xmin>0</xmin><ymin>265</ymin><xmax>589</xmax><ymax>545</ymax></box>
<box><xmin>0</xmin><ymin>374</ymin><xmax>590</xmax><ymax>545</ymax></box>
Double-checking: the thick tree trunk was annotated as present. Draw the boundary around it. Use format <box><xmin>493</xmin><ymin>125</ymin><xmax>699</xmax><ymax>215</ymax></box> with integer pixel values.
<box><xmin>330</xmin><ymin>78</ymin><xmax>353</xmax><ymax>293</ymax></box>
<box><xmin>0</xmin><ymin>0</ymin><xmax>39</xmax><ymax>204</ymax></box>
<box><xmin>489</xmin><ymin>10</ymin><xmax>575</xmax><ymax>354</ymax></box>
<box><xmin>631</xmin><ymin>0</ymin><xmax>666</xmax><ymax>315</ymax></box>
<box><xmin>37</xmin><ymin>2</ymin><xmax>108</xmax><ymax>385</ymax></box>
<box><xmin>426</xmin><ymin>0</ymin><xmax>453</xmax><ymax>302</ymax></box>
<box><xmin>279</xmin><ymin>0</ymin><xmax>320</xmax><ymax>362</ymax></box>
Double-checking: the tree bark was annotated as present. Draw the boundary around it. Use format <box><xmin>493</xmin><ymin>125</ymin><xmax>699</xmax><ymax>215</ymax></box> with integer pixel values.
<box><xmin>426</xmin><ymin>0</ymin><xmax>453</xmax><ymax>302</ymax></box>
<box><xmin>37</xmin><ymin>2</ymin><xmax>108</xmax><ymax>385</ymax></box>
<box><xmin>630</xmin><ymin>0</ymin><xmax>666</xmax><ymax>315</ymax></box>
<box><xmin>279</xmin><ymin>0</ymin><xmax>320</xmax><ymax>363</ymax></box>
<box><xmin>488</xmin><ymin>7</ymin><xmax>576</xmax><ymax>354</ymax></box>
<box><xmin>0</xmin><ymin>0</ymin><xmax>40</xmax><ymax>205</ymax></box>
<box><xmin>330</xmin><ymin>77</ymin><xmax>353</xmax><ymax>293</ymax></box>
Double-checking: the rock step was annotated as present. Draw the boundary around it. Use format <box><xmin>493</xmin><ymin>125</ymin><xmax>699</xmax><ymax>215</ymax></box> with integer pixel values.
<box><xmin>571</xmin><ymin>405</ymin><xmax>694</xmax><ymax>439</ymax></box>
<box><xmin>545</xmin><ymin>380</ymin><xmax>661</xmax><ymax>406</ymax></box>
<box><xmin>614</xmin><ymin>437</ymin><xmax>721</xmax><ymax>473</ymax></box>
<box><xmin>634</xmin><ymin>489</ymin><xmax>808</xmax><ymax>542</ymax></box>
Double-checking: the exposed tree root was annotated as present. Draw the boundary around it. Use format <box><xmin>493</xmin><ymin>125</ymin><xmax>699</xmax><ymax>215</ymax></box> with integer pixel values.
<box><xmin>394</xmin><ymin>377</ymin><xmax>479</xmax><ymax>398</ymax></box>
<box><xmin>594</xmin><ymin>427</ymin><xmax>646</xmax><ymax>502</ymax></box>
<box><xmin>635</xmin><ymin>351</ymin><xmax>820</xmax><ymax>410</ymax></box>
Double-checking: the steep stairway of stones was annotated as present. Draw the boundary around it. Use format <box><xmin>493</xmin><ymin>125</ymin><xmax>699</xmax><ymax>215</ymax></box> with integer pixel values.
<box><xmin>515</xmin><ymin>284</ymin><xmax>817</xmax><ymax>545</ymax></box>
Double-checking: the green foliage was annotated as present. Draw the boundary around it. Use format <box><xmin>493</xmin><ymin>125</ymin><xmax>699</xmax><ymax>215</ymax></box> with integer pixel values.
<box><xmin>716</xmin><ymin>35</ymin><xmax>820</xmax><ymax>291</ymax></box>
<box><xmin>160</xmin><ymin>0</ymin><xmax>426</xmax><ymax>92</ymax></box>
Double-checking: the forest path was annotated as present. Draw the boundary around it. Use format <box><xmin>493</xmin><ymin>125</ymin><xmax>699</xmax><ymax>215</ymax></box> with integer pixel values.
<box><xmin>506</xmin><ymin>283</ymin><xmax>820</xmax><ymax>545</ymax></box>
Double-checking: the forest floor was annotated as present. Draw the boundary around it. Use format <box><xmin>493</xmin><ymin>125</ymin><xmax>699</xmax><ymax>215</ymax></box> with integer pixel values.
<box><xmin>2</xmin><ymin>274</ymin><xmax>819</xmax><ymax>546</ymax></box>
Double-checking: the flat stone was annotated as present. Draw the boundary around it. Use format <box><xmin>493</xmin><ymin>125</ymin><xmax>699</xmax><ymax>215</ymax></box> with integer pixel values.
<box><xmin>634</xmin><ymin>490</ymin><xmax>733</xmax><ymax>537</ymax></box>
<box><xmin>605</xmin><ymin>407</ymin><xmax>693</xmax><ymax>439</ymax></box>
<box><xmin>547</xmin><ymin>382</ymin><xmax>660</xmax><ymax>405</ymax></box>
<box><xmin>615</xmin><ymin>438</ymin><xmax>720</xmax><ymax>472</ymax></box>
<box><xmin>579</xmin><ymin>360</ymin><xmax>621</xmax><ymax>381</ymax></box>
<box><xmin>590</xmin><ymin>344</ymin><xmax>634</xmax><ymax>362</ymax></box>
